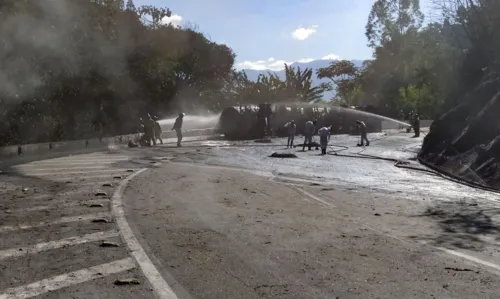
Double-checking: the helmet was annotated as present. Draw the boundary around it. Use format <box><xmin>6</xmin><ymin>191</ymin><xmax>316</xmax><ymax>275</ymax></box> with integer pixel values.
<box><xmin>179</xmin><ymin>113</ymin><xmax>185</xmax><ymax>117</ymax></box>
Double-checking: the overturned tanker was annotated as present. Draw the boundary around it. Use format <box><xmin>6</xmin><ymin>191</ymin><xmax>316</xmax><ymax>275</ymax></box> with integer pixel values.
<box><xmin>217</xmin><ymin>103</ymin><xmax>382</xmax><ymax>140</ymax></box>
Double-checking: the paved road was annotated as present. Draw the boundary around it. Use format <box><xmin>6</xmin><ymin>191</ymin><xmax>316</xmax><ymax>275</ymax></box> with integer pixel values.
<box><xmin>3</xmin><ymin>130</ymin><xmax>500</xmax><ymax>298</ymax></box>
<box><xmin>0</xmin><ymin>151</ymin><xmax>156</xmax><ymax>299</ymax></box>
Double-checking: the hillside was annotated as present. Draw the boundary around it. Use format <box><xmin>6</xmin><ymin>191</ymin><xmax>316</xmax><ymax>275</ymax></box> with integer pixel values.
<box><xmin>242</xmin><ymin>59</ymin><xmax>366</xmax><ymax>100</ymax></box>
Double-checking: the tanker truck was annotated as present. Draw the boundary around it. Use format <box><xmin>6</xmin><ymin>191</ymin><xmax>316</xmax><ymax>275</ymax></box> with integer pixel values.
<box><xmin>217</xmin><ymin>103</ymin><xmax>383</xmax><ymax>140</ymax></box>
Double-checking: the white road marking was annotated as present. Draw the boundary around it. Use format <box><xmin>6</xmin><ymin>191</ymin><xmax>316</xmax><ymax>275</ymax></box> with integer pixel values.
<box><xmin>295</xmin><ymin>187</ymin><xmax>500</xmax><ymax>278</ymax></box>
<box><xmin>52</xmin><ymin>174</ymin><xmax>124</xmax><ymax>182</ymax></box>
<box><xmin>12</xmin><ymin>165</ymin><xmax>111</xmax><ymax>172</ymax></box>
<box><xmin>0</xmin><ymin>230</ymin><xmax>119</xmax><ymax>260</ymax></box>
<box><xmin>0</xmin><ymin>212</ymin><xmax>110</xmax><ymax>233</ymax></box>
<box><xmin>436</xmin><ymin>247</ymin><xmax>500</xmax><ymax>274</ymax></box>
<box><xmin>291</xmin><ymin>186</ymin><xmax>336</xmax><ymax>208</ymax></box>
<box><xmin>0</xmin><ymin>257</ymin><xmax>136</xmax><ymax>299</ymax></box>
<box><xmin>20</xmin><ymin>158</ymin><xmax>129</xmax><ymax>165</ymax></box>
<box><xmin>112</xmin><ymin>169</ymin><xmax>179</xmax><ymax>299</ymax></box>
<box><xmin>4</xmin><ymin>199</ymin><xmax>109</xmax><ymax>214</ymax></box>
<box><xmin>21</xmin><ymin>168</ymin><xmax>131</xmax><ymax>177</ymax></box>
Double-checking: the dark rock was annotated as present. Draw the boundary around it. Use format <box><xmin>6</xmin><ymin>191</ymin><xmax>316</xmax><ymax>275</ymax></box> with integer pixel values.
<box><xmin>92</xmin><ymin>218</ymin><xmax>111</xmax><ymax>223</ymax></box>
<box><xmin>114</xmin><ymin>278</ymin><xmax>140</xmax><ymax>285</ymax></box>
<box><xmin>270</xmin><ymin>152</ymin><xmax>297</xmax><ymax>158</ymax></box>
<box><xmin>100</xmin><ymin>241</ymin><xmax>120</xmax><ymax>247</ymax></box>
<box><xmin>419</xmin><ymin>64</ymin><xmax>500</xmax><ymax>188</ymax></box>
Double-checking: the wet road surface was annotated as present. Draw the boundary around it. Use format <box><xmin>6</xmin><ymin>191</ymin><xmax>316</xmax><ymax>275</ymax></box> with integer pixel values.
<box><xmin>2</xmin><ymin>130</ymin><xmax>500</xmax><ymax>298</ymax></box>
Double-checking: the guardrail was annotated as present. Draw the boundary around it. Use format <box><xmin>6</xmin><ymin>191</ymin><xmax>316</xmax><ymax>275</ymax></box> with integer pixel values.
<box><xmin>0</xmin><ymin>128</ymin><xmax>218</xmax><ymax>160</ymax></box>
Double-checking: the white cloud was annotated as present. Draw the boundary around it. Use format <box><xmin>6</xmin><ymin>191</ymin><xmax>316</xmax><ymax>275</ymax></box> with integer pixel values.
<box><xmin>322</xmin><ymin>54</ymin><xmax>341</xmax><ymax>60</ymax></box>
<box><xmin>160</xmin><ymin>14</ymin><xmax>183</xmax><ymax>27</ymax></box>
<box><xmin>236</xmin><ymin>54</ymin><xmax>341</xmax><ymax>70</ymax></box>
<box><xmin>291</xmin><ymin>25</ymin><xmax>318</xmax><ymax>40</ymax></box>
<box><xmin>236</xmin><ymin>59</ymin><xmax>292</xmax><ymax>71</ymax></box>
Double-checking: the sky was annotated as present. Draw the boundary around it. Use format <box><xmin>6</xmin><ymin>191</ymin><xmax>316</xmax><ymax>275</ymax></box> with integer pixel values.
<box><xmin>134</xmin><ymin>0</ymin><xmax>434</xmax><ymax>71</ymax></box>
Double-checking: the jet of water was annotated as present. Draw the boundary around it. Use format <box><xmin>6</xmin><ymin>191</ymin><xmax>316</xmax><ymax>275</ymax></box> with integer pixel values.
<box><xmin>158</xmin><ymin>113</ymin><xmax>221</xmax><ymax>131</ymax></box>
<box><xmin>274</xmin><ymin>102</ymin><xmax>411</xmax><ymax>127</ymax></box>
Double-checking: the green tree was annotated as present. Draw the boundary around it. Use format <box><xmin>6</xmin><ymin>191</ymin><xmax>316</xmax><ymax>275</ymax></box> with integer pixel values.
<box><xmin>317</xmin><ymin>60</ymin><xmax>361</xmax><ymax>106</ymax></box>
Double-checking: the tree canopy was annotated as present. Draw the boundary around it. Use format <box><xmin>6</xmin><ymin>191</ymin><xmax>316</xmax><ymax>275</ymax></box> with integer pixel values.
<box><xmin>1</xmin><ymin>0</ymin><xmax>497</xmax><ymax>145</ymax></box>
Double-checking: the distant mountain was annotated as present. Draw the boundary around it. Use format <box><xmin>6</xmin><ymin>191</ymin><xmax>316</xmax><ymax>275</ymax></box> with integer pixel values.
<box><xmin>242</xmin><ymin>59</ymin><xmax>366</xmax><ymax>100</ymax></box>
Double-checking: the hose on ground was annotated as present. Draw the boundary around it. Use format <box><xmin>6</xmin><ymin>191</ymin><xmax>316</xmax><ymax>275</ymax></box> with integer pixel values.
<box><xmin>327</xmin><ymin>142</ymin><xmax>500</xmax><ymax>194</ymax></box>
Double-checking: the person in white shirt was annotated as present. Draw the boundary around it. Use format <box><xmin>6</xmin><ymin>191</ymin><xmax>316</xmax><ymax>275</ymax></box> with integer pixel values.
<box><xmin>318</xmin><ymin>125</ymin><xmax>332</xmax><ymax>155</ymax></box>
<box><xmin>284</xmin><ymin>120</ymin><xmax>296</xmax><ymax>148</ymax></box>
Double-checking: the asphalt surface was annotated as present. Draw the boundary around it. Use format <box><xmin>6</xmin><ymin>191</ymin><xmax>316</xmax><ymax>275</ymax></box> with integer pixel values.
<box><xmin>2</xmin><ymin>131</ymin><xmax>500</xmax><ymax>298</ymax></box>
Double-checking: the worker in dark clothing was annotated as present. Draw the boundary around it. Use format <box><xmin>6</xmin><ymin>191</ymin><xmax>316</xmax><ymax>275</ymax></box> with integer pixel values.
<box><xmin>144</xmin><ymin>115</ymin><xmax>156</xmax><ymax>146</ymax></box>
<box><xmin>356</xmin><ymin>120</ymin><xmax>370</xmax><ymax>146</ymax></box>
<box><xmin>172</xmin><ymin>113</ymin><xmax>184</xmax><ymax>147</ymax></box>
<box><xmin>413</xmin><ymin>113</ymin><xmax>420</xmax><ymax>137</ymax></box>
<box><xmin>153</xmin><ymin>116</ymin><xmax>163</xmax><ymax>145</ymax></box>
<box><xmin>302</xmin><ymin>119</ymin><xmax>317</xmax><ymax>151</ymax></box>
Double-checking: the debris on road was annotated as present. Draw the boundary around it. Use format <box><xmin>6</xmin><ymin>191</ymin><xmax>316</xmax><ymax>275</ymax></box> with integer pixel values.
<box><xmin>270</xmin><ymin>152</ymin><xmax>297</xmax><ymax>158</ymax></box>
<box><xmin>444</xmin><ymin>267</ymin><xmax>474</xmax><ymax>272</ymax></box>
<box><xmin>100</xmin><ymin>241</ymin><xmax>120</xmax><ymax>247</ymax></box>
<box><xmin>114</xmin><ymin>278</ymin><xmax>140</xmax><ymax>286</ymax></box>
<box><xmin>92</xmin><ymin>218</ymin><xmax>111</xmax><ymax>223</ymax></box>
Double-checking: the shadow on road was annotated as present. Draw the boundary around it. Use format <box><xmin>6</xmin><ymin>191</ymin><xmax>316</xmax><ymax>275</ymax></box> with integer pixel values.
<box><xmin>416</xmin><ymin>201</ymin><xmax>500</xmax><ymax>251</ymax></box>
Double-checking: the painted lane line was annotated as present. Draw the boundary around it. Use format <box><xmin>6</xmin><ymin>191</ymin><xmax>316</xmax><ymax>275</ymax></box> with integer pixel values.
<box><xmin>0</xmin><ymin>212</ymin><xmax>110</xmax><ymax>233</ymax></box>
<box><xmin>4</xmin><ymin>199</ymin><xmax>109</xmax><ymax>214</ymax></box>
<box><xmin>112</xmin><ymin>168</ymin><xmax>179</xmax><ymax>299</ymax></box>
<box><xmin>297</xmin><ymin>188</ymin><xmax>500</xmax><ymax>278</ymax></box>
<box><xmin>436</xmin><ymin>246</ymin><xmax>500</xmax><ymax>274</ymax></box>
<box><xmin>291</xmin><ymin>186</ymin><xmax>336</xmax><ymax>208</ymax></box>
<box><xmin>12</xmin><ymin>165</ymin><xmax>112</xmax><ymax>172</ymax></box>
<box><xmin>52</xmin><ymin>175</ymin><xmax>125</xmax><ymax>182</ymax></box>
<box><xmin>0</xmin><ymin>230</ymin><xmax>119</xmax><ymax>260</ymax></box>
<box><xmin>0</xmin><ymin>257</ymin><xmax>136</xmax><ymax>299</ymax></box>
<box><xmin>22</xmin><ymin>168</ymin><xmax>131</xmax><ymax>177</ymax></box>
<box><xmin>18</xmin><ymin>158</ymin><xmax>130</xmax><ymax>166</ymax></box>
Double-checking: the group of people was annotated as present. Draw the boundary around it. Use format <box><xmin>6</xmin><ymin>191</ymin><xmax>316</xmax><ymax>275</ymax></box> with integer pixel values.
<box><xmin>284</xmin><ymin>119</ymin><xmax>370</xmax><ymax>155</ymax></box>
<box><xmin>138</xmin><ymin>113</ymin><xmax>184</xmax><ymax>147</ymax></box>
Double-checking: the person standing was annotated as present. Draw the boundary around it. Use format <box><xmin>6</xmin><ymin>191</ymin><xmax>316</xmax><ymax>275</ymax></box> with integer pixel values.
<box><xmin>145</xmin><ymin>115</ymin><xmax>156</xmax><ymax>146</ymax></box>
<box><xmin>412</xmin><ymin>113</ymin><xmax>420</xmax><ymax>137</ymax></box>
<box><xmin>154</xmin><ymin>116</ymin><xmax>163</xmax><ymax>145</ymax></box>
<box><xmin>318</xmin><ymin>125</ymin><xmax>332</xmax><ymax>155</ymax></box>
<box><xmin>284</xmin><ymin>120</ymin><xmax>296</xmax><ymax>148</ymax></box>
<box><xmin>172</xmin><ymin>113</ymin><xmax>184</xmax><ymax>147</ymax></box>
<box><xmin>356</xmin><ymin>120</ymin><xmax>370</xmax><ymax>146</ymax></box>
<box><xmin>303</xmin><ymin>119</ymin><xmax>317</xmax><ymax>151</ymax></box>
